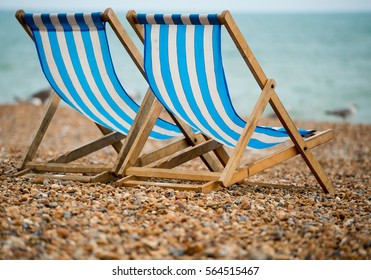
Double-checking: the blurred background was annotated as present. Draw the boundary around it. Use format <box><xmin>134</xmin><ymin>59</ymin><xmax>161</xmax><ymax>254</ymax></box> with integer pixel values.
<box><xmin>0</xmin><ymin>0</ymin><xmax>370</xmax><ymax>123</ymax></box>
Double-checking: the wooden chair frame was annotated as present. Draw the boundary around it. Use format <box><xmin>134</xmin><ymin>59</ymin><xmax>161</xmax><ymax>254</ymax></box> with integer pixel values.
<box><xmin>14</xmin><ymin>8</ymin><xmax>225</xmax><ymax>183</ymax></box>
<box><xmin>114</xmin><ymin>10</ymin><xmax>335</xmax><ymax>194</ymax></box>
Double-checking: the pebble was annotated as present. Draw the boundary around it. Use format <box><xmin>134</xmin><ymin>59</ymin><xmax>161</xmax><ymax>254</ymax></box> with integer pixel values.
<box><xmin>57</xmin><ymin>228</ymin><xmax>69</xmax><ymax>238</ymax></box>
<box><xmin>344</xmin><ymin>218</ymin><xmax>355</xmax><ymax>227</ymax></box>
<box><xmin>47</xmin><ymin>202</ymin><xmax>58</xmax><ymax>209</ymax></box>
<box><xmin>63</xmin><ymin>211</ymin><xmax>72</xmax><ymax>219</ymax></box>
<box><xmin>237</xmin><ymin>216</ymin><xmax>248</xmax><ymax>222</ymax></box>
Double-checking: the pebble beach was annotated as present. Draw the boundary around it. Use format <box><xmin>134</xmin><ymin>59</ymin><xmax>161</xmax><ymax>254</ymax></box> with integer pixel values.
<box><xmin>0</xmin><ymin>103</ymin><xmax>370</xmax><ymax>260</ymax></box>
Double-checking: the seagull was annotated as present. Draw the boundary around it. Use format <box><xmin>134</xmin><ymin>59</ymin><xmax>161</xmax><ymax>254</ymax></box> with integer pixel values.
<box><xmin>325</xmin><ymin>103</ymin><xmax>358</xmax><ymax>121</ymax></box>
<box><xmin>27</xmin><ymin>88</ymin><xmax>52</xmax><ymax>105</ymax></box>
<box><xmin>15</xmin><ymin>87</ymin><xmax>52</xmax><ymax>105</ymax></box>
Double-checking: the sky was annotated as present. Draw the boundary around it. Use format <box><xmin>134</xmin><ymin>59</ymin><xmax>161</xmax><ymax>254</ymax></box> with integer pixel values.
<box><xmin>1</xmin><ymin>0</ymin><xmax>371</xmax><ymax>13</ymax></box>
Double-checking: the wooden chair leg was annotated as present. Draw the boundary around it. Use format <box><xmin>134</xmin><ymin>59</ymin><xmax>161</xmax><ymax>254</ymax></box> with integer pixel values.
<box><xmin>269</xmin><ymin>92</ymin><xmax>335</xmax><ymax>194</ymax></box>
<box><xmin>111</xmin><ymin>89</ymin><xmax>160</xmax><ymax>175</ymax></box>
<box><xmin>116</xmin><ymin>98</ymin><xmax>164</xmax><ymax>175</ymax></box>
<box><xmin>219</xmin><ymin>80</ymin><xmax>275</xmax><ymax>186</ymax></box>
<box><xmin>18</xmin><ymin>92</ymin><xmax>60</xmax><ymax>170</ymax></box>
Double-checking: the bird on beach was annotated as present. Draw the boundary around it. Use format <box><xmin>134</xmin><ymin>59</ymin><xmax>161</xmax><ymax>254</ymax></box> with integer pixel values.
<box><xmin>15</xmin><ymin>87</ymin><xmax>52</xmax><ymax>105</ymax></box>
<box><xmin>325</xmin><ymin>103</ymin><xmax>358</xmax><ymax>121</ymax></box>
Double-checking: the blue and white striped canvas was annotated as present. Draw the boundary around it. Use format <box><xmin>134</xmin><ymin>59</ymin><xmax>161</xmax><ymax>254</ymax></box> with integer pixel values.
<box><xmin>23</xmin><ymin>12</ymin><xmax>182</xmax><ymax>140</ymax></box>
<box><xmin>139</xmin><ymin>13</ymin><xmax>314</xmax><ymax>149</ymax></box>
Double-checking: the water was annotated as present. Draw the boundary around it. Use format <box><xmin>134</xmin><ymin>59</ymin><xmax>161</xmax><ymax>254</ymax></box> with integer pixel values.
<box><xmin>1</xmin><ymin>10</ymin><xmax>370</xmax><ymax>123</ymax></box>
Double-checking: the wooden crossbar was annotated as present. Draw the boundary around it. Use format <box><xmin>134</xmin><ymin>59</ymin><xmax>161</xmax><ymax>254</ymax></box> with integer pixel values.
<box><xmin>126</xmin><ymin>167</ymin><xmax>221</xmax><ymax>182</ymax></box>
<box><xmin>95</xmin><ymin>124</ymin><xmax>124</xmax><ymax>153</ymax></box>
<box><xmin>25</xmin><ymin>162</ymin><xmax>111</xmax><ymax>173</ymax></box>
<box><xmin>22</xmin><ymin>173</ymin><xmax>94</xmax><ymax>183</ymax></box>
<box><xmin>153</xmin><ymin>139</ymin><xmax>223</xmax><ymax>169</ymax></box>
<box><xmin>51</xmin><ymin>131</ymin><xmax>125</xmax><ymax>164</ymax></box>
<box><xmin>136</xmin><ymin>137</ymin><xmax>189</xmax><ymax>167</ymax></box>
<box><xmin>116</xmin><ymin>175</ymin><xmax>222</xmax><ymax>193</ymax></box>
<box><xmin>119</xmin><ymin>179</ymin><xmax>221</xmax><ymax>193</ymax></box>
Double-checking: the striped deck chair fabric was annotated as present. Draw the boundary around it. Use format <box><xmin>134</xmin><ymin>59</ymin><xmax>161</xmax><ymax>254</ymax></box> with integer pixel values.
<box><xmin>23</xmin><ymin>12</ymin><xmax>182</xmax><ymax>140</ymax></box>
<box><xmin>137</xmin><ymin>13</ymin><xmax>314</xmax><ymax>149</ymax></box>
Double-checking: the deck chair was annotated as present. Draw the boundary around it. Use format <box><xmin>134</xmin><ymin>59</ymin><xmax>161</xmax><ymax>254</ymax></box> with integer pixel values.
<box><xmin>14</xmin><ymin>8</ymin><xmax>194</xmax><ymax>182</ymax></box>
<box><xmin>116</xmin><ymin>10</ymin><xmax>335</xmax><ymax>194</ymax></box>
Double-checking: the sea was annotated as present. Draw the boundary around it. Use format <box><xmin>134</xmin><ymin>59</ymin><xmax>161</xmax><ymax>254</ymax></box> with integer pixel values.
<box><xmin>0</xmin><ymin>10</ymin><xmax>370</xmax><ymax>123</ymax></box>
